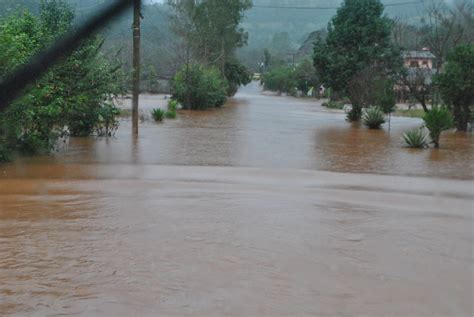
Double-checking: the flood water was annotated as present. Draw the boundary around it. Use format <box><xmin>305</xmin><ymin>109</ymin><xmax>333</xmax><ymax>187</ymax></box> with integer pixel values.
<box><xmin>1</xmin><ymin>82</ymin><xmax>473</xmax><ymax>316</ymax></box>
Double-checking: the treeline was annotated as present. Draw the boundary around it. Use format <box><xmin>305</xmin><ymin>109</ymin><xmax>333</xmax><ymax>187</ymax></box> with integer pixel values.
<box><xmin>0</xmin><ymin>0</ymin><xmax>121</xmax><ymax>162</ymax></box>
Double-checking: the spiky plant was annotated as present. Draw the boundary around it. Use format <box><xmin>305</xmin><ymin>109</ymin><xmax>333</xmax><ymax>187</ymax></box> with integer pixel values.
<box><xmin>402</xmin><ymin>128</ymin><xmax>429</xmax><ymax>148</ymax></box>
<box><xmin>151</xmin><ymin>108</ymin><xmax>165</xmax><ymax>122</ymax></box>
<box><xmin>362</xmin><ymin>106</ymin><xmax>386</xmax><ymax>129</ymax></box>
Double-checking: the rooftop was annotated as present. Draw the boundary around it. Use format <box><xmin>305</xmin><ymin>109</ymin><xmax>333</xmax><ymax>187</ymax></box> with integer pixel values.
<box><xmin>402</xmin><ymin>50</ymin><xmax>436</xmax><ymax>59</ymax></box>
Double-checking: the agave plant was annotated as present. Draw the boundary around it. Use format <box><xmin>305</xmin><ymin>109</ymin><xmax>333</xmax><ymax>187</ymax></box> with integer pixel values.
<box><xmin>151</xmin><ymin>108</ymin><xmax>165</xmax><ymax>122</ymax></box>
<box><xmin>362</xmin><ymin>106</ymin><xmax>386</xmax><ymax>129</ymax></box>
<box><xmin>402</xmin><ymin>128</ymin><xmax>428</xmax><ymax>148</ymax></box>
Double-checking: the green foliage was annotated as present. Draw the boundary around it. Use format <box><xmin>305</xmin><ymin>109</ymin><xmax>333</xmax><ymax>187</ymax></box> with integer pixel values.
<box><xmin>263</xmin><ymin>66</ymin><xmax>296</xmax><ymax>93</ymax></box>
<box><xmin>322</xmin><ymin>101</ymin><xmax>345</xmax><ymax>109</ymax></box>
<box><xmin>394</xmin><ymin>109</ymin><xmax>425</xmax><ymax>118</ymax></box>
<box><xmin>434</xmin><ymin>44</ymin><xmax>474</xmax><ymax>131</ymax></box>
<box><xmin>96</xmin><ymin>104</ymin><xmax>121</xmax><ymax>137</ymax></box>
<box><xmin>0</xmin><ymin>1</ymin><xmax>121</xmax><ymax>162</ymax></box>
<box><xmin>423</xmin><ymin>106</ymin><xmax>454</xmax><ymax>148</ymax></box>
<box><xmin>362</xmin><ymin>107</ymin><xmax>386</xmax><ymax>129</ymax></box>
<box><xmin>172</xmin><ymin>64</ymin><xmax>228</xmax><ymax>110</ymax></box>
<box><xmin>165</xmin><ymin>99</ymin><xmax>178</xmax><ymax>119</ymax></box>
<box><xmin>374</xmin><ymin>78</ymin><xmax>396</xmax><ymax>114</ymax></box>
<box><xmin>151</xmin><ymin>108</ymin><xmax>165</xmax><ymax>122</ymax></box>
<box><xmin>402</xmin><ymin>128</ymin><xmax>429</xmax><ymax>149</ymax></box>
<box><xmin>224</xmin><ymin>58</ymin><xmax>251</xmax><ymax>96</ymax></box>
<box><xmin>313</xmin><ymin>0</ymin><xmax>401</xmax><ymax>121</ymax></box>
<box><xmin>169</xmin><ymin>0</ymin><xmax>251</xmax><ymax>73</ymax></box>
<box><xmin>293</xmin><ymin>59</ymin><xmax>318</xmax><ymax>95</ymax></box>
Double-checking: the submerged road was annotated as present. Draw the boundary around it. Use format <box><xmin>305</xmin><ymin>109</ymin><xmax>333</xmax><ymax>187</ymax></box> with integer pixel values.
<box><xmin>0</xmin><ymin>83</ymin><xmax>473</xmax><ymax>316</ymax></box>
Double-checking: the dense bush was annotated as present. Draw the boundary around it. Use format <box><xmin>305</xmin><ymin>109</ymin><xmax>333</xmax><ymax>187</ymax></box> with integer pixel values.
<box><xmin>322</xmin><ymin>101</ymin><xmax>345</xmax><ymax>109</ymax></box>
<box><xmin>293</xmin><ymin>59</ymin><xmax>319</xmax><ymax>95</ymax></box>
<box><xmin>423</xmin><ymin>106</ymin><xmax>454</xmax><ymax>148</ymax></box>
<box><xmin>263</xmin><ymin>66</ymin><xmax>296</xmax><ymax>94</ymax></box>
<box><xmin>172</xmin><ymin>64</ymin><xmax>228</xmax><ymax>110</ymax></box>
<box><xmin>224</xmin><ymin>58</ymin><xmax>251</xmax><ymax>97</ymax></box>
<box><xmin>362</xmin><ymin>107</ymin><xmax>386</xmax><ymax>129</ymax></box>
<box><xmin>151</xmin><ymin>108</ymin><xmax>165</xmax><ymax>122</ymax></box>
<box><xmin>165</xmin><ymin>99</ymin><xmax>178</xmax><ymax>119</ymax></box>
<box><xmin>0</xmin><ymin>1</ymin><xmax>120</xmax><ymax>162</ymax></box>
<box><xmin>402</xmin><ymin>128</ymin><xmax>429</xmax><ymax>148</ymax></box>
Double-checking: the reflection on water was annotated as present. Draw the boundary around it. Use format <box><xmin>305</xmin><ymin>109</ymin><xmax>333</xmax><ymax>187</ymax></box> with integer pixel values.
<box><xmin>0</xmin><ymin>82</ymin><xmax>473</xmax><ymax>316</ymax></box>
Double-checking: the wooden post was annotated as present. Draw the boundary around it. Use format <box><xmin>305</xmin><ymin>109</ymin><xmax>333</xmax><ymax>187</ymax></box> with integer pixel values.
<box><xmin>132</xmin><ymin>0</ymin><xmax>141</xmax><ymax>135</ymax></box>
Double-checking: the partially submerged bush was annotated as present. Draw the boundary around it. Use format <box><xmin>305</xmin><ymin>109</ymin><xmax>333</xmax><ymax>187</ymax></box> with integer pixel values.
<box><xmin>224</xmin><ymin>58</ymin><xmax>251</xmax><ymax>97</ymax></box>
<box><xmin>423</xmin><ymin>106</ymin><xmax>454</xmax><ymax>148</ymax></box>
<box><xmin>402</xmin><ymin>128</ymin><xmax>429</xmax><ymax>148</ymax></box>
<box><xmin>172</xmin><ymin>64</ymin><xmax>228</xmax><ymax>110</ymax></box>
<box><xmin>0</xmin><ymin>2</ymin><xmax>121</xmax><ymax>161</ymax></box>
<box><xmin>323</xmin><ymin>101</ymin><xmax>344</xmax><ymax>109</ymax></box>
<box><xmin>165</xmin><ymin>99</ymin><xmax>178</xmax><ymax>119</ymax></box>
<box><xmin>262</xmin><ymin>66</ymin><xmax>296</xmax><ymax>93</ymax></box>
<box><xmin>362</xmin><ymin>107</ymin><xmax>386</xmax><ymax>129</ymax></box>
<box><xmin>151</xmin><ymin>108</ymin><xmax>165</xmax><ymax>122</ymax></box>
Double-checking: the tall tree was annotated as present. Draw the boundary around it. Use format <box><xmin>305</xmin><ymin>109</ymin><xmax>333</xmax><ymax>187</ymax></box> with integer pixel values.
<box><xmin>313</xmin><ymin>0</ymin><xmax>400</xmax><ymax>121</ymax></box>
<box><xmin>168</xmin><ymin>0</ymin><xmax>252</xmax><ymax>100</ymax></box>
<box><xmin>435</xmin><ymin>44</ymin><xmax>474</xmax><ymax>131</ymax></box>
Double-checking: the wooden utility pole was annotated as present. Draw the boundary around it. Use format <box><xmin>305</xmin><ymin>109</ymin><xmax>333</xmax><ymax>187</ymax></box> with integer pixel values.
<box><xmin>132</xmin><ymin>0</ymin><xmax>141</xmax><ymax>135</ymax></box>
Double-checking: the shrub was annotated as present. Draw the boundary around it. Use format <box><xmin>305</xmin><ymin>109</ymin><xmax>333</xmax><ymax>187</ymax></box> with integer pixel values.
<box><xmin>293</xmin><ymin>59</ymin><xmax>318</xmax><ymax>95</ymax></box>
<box><xmin>172</xmin><ymin>64</ymin><xmax>228</xmax><ymax>110</ymax></box>
<box><xmin>402</xmin><ymin>128</ymin><xmax>428</xmax><ymax>148</ymax></box>
<box><xmin>0</xmin><ymin>2</ymin><xmax>121</xmax><ymax>161</ymax></box>
<box><xmin>362</xmin><ymin>107</ymin><xmax>386</xmax><ymax>129</ymax></box>
<box><xmin>224</xmin><ymin>58</ymin><xmax>251</xmax><ymax>96</ymax></box>
<box><xmin>323</xmin><ymin>101</ymin><xmax>344</xmax><ymax>109</ymax></box>
<box><xmin>423</xmin><ymin>106</ymin><xmax>454</xmax><ymax>148</ymax></box>
<box><xmin>165</xmin><ymin>99</ymin><xmax>178</xmax><ymax>119</ymax></box>
<box><xmin>96</xmin><ymin>104</ymin><xmax>121</xmax><ymax>137</ymax></box>
<box><xmin>263</xmin><ymin>66</ymin><xmax>296</xmax><ymax>93</ymax></box>
<box><xmin>151</xmin><ymin>108</ymin><xmax>165</xmax><ymax>122</ymax></box>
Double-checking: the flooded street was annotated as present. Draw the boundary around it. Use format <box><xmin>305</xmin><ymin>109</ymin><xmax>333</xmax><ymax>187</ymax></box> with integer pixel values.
<box><xmin>1</xmin><ymin>83</ymin><xmax>473</xmax><ymax>316</ymax></box>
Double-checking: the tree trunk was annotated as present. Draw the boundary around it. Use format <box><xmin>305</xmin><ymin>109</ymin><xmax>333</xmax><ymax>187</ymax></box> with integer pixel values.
<box><xmin>454</xmin><ymin>104</ymin><xmax>470</xmax><ymax>132</ymax></box>
<box><xmin>220</xmin><ymin>38</ymin><xmax>225</xmax><ymax>75</ymax></box>
<box><xmin>132</xmin><ymin>0</ymin><xmax>141</xmax><ymax>135</ymax></box>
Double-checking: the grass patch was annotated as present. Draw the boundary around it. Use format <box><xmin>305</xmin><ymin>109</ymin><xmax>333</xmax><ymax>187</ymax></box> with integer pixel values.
<box><xmin>393</xmin><ymin>108</ymin><xmax>425</xmax><ymax>118</ymax></box>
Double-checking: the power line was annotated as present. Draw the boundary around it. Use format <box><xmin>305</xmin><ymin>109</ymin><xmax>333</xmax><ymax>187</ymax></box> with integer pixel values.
<box><xmin>252</xmin><ymin>1</ymin><xmax>423</xmax><ymax>10</ymax></box>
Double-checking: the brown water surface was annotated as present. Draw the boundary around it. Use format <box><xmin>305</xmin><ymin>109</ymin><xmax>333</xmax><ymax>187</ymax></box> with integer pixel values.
<box><xmin>0</xmin><ymin>83</ymin><xmax>473</xmax><ymax>316</ymax></box>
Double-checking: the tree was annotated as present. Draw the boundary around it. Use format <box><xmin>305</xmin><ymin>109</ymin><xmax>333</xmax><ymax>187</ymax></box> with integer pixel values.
<box><xmin>0</xmin><ymin>1</ymin><xmax>121</xmax><ymax>161</ymax></box>
<box><xmin>172</xmin><ymin>64</ymin><xmax>228</xmax><ymax>110</ymax></box>
<box><xmin>313</xmin><ymin>0</ymin><xmax>401</xmax><ymax>121</ymax></box>
<box><xmin>168</xmin><ymin>0</ymin><xmax>252</xmax><ymax>105</ymax></box>
<box><xmin>420</xmin><ymin>0</ymin><xmax>472</xmax><ymax>74</ymax></box>
<box><xmin>399</xmin><ymin>67</ymin><xmax>434</xmax><ymax>113</ymax></box>
<box><xmin>224</xmin><ymin>58</ymin><xmax>251</xmax><ymax>96</ymax></box>
<box><xmin>423</xmin><ymin>106</ymin><xmax>454</xmax><ymax>148</ymax></box>
<box><xmin>293</xmin><ymin>59</ymin><xmax>319</xmax><ymax>95</ymax></box>
<box><xmin>435</xmin><ymin>44</ymin><xmax>474</xmax><ymax>131</ymax></box>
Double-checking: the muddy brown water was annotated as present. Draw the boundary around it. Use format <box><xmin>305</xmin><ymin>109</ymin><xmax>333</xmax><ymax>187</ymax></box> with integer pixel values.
<box><xmin>0</xmin><ymin>82</ymin><xmax>473</xmax><ymax>316</ymax></box>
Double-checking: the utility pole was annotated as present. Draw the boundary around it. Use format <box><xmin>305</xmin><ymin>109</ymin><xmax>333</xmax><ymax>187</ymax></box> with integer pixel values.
<box><xmin>132</xmin><ymin>0</ymin><xmax>141</xmax><ymax>135</ymax></box>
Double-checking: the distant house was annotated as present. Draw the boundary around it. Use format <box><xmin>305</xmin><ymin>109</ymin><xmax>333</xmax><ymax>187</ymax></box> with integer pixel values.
<box><xmin>396</xmin><ymin>49</ymin><xmax>437</xmax><ymax>105</ymax></box>
<box><xmin>402</xmin><ymin>49</ymin><xmax>436</xmax><ymax>69</ymax></box>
